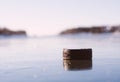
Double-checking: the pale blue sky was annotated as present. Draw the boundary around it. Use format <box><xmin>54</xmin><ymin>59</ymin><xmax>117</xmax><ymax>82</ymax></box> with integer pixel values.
<box><xmin>0</xmin><ymin>0</ymin><xmax>120</xmax><ymax>36</ymax></box>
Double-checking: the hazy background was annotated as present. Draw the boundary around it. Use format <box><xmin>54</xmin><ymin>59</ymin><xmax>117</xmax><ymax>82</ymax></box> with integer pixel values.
<box><xmin>0</xmin><ymin>0</ymin><xmax>120</xmax><ymax>36</ymax></box>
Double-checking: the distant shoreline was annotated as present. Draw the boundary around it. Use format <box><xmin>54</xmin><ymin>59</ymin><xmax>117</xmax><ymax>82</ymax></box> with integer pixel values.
<box><xmin>0</xmin><ymin>28</ymin><xmax>27</xmax><ymax>37</ymax></box>
<box><xmin>60</xmin><ymin>25</ymin><xmax>120</xmax><ymax>35</ymax></box>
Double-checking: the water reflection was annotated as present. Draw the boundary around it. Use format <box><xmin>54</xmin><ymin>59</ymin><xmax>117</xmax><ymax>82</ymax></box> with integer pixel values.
<box><xmin>63</xmin><ymin>60</ymin><xmax>92</xmax><ymax>71</ymax></box>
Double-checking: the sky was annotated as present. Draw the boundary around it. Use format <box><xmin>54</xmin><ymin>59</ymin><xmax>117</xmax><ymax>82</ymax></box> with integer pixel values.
<box><xmin>0</xmin><ymin>0</ymin><xmax>120</xmax><ymax>36</ymax></box>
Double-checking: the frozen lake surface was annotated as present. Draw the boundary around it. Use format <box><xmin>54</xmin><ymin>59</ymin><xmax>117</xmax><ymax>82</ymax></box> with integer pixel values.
<box><xmin>0</xmin><ymin>33</ymin><xmax>120</xmax><ymax>82</ymax></box>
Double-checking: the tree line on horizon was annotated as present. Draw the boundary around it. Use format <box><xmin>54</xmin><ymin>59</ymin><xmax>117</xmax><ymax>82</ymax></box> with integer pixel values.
<box><xmin>0</xmin><ymin>27</ymin><xmax>27</xmax><ymax>36</ymax></box>
<box><xmin>60</xmin><ymin>25</ymin><xmax>120</xmax><ymax>35</ymax></box>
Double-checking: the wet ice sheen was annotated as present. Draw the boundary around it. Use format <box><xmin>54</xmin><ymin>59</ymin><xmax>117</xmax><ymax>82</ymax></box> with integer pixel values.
<box><xmin>0</xmin><ymin>34</ymin><xmax>120</xmax><ymax>82</ymax></box>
